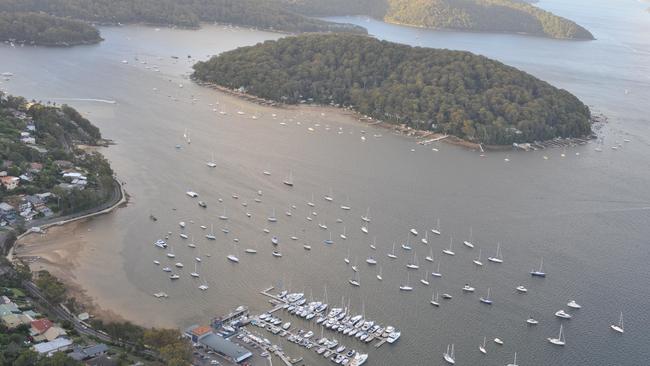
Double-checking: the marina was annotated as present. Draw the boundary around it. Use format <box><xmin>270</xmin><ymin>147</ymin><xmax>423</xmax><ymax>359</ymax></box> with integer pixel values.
<box><xmin>6</xmin><ymin>2</ymin><xmax>650</xmax><ymax>364</ymax></box>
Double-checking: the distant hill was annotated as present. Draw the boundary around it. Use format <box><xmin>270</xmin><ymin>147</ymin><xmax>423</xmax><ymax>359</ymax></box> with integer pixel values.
<box><xmin>0</xmin><ymin>0</ymin><xmax>366</xmax><ymax>34</ymax></box>
<box><xmin>0</xmin><ymin>12</ymin><xmax>102</xmax><ymax>46</ymax></box>
<box><xmin>193</xmin><ymin>34</ymin><xmax>592</xmax><ymax>145</ymax></box>
<box><xmin>280</xmin><ymin>0</ymin><xmax>593</xmax><ymax>40</ymax></box>
<box><xmin>384</xmin><ymin>0</ymin><xmax>594</xmax><ymax>40</ymax></box>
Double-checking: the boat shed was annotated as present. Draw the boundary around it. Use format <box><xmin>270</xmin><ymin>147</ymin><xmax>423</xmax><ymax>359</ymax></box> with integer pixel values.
<box><xmin>199</xmin><ymin>333</ymin><xmax>252</xmax><ymax>363</ymax></box>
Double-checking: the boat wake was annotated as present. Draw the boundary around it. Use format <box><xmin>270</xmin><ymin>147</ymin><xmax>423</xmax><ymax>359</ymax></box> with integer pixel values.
<box><xmin>47</xmin><ymin>98</ymin><xmax>117</xmax><ymax>104</ymax></box>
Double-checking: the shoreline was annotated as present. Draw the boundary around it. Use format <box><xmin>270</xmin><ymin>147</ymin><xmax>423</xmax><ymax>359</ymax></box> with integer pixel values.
<box><xmin>192</xmin><ymin>79</ymin><xmax>597</xmax><ymax>152</ymax></box>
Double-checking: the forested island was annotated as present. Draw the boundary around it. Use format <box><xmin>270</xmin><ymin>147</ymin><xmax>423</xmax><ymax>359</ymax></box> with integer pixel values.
<box><xmin>279</xmin><ymin>0</ymin><xmax>593</xmax><ymax>40</ymax></box>
<box><xmin>0</xmin><ymin>0</ymin><xmax>365</xmax><ymax>34</ymax></box>
<box><xmin>383</xmin><ymin>0</ymin><xmax>594</xmax><ymax>40</ymax></box>
<box><xmin>0</xmin><ymin>93</ymin><xmax>116</xmax><ymax>226</ymax></box>
<box><xmin>192</xmin><ymin>34</ymin><xmax>592</xmax><ymax>145</ymax></box>
<box><xmin>0</xmin><ymin>12</ymin><xmax>102</xmax><ymax>46</ymax></box>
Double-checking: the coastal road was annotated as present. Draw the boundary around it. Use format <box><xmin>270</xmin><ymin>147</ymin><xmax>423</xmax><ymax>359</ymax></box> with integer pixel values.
<box><xmin>22</xmin><ymin>280</ymin><xmax>158</xmax><ymax>359</ymax></box>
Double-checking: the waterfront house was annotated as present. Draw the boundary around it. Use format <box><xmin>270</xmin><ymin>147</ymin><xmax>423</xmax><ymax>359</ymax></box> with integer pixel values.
<box><xmin>31</xmin><ymin>318</ymin><xmax>53</xmax><ymax>335</ymax></box>
<box><xmin>33</xmin><ymin>337</ymin><xmax>73</xmax><ymax>356</ymax></box>
<box><xmin>185</xmin><ymin>324</ymin><xmax>252</xmax><ymax>363</ymax></box>
<box><xmin>0</xmin><ymin>176</ymin><xmax>19</xmax><ymax>190</ymax></box>
<box><xmin>54</xmin><ymin>160</ymin><xmax>73</xmax><ymax>169</ymax></box>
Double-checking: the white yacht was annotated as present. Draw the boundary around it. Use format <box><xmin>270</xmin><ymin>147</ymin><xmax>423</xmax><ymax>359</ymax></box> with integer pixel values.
<box><xmin>399</xmin><ymin>273</ymin><xmax>413</xmax><ymax>291</ymax></box>
<box><xmin>420</xmin><ymin>271</ymin><xmax>430</xmax><ymax>286</ymax></box>
<box><xmin>307</xmin><ymin>193</ymin><xmax>315</xmax><ymax>207</ymax></box>
<box><xmin>443</xmin><ymin>344</ymin><xmax>455</xmax><ymax>364</ymax></box>
<box><xmin>431</xmin><ymin>261</ymin><xmax>442</xmax><ymax>278</ymax></box>
<box><xmin>283</xmin><ymin>171</ymin><xmax>294</xmax><ymax>187</ymax></box>
<box><xmin>324</xmin><ymin>188</ymin><xmax>334</xmax><ymax>202</ymax></box>
<box><xmin>267</xmin><ymin>208</ymin><xmax>277</xmax><ymax>222</ymax></box>
<box><xmin>463</xmin><ymin>227</ymin><xmax>474</xmax><ymax>248</ymax></box>
<box><xmin>442</xmin><ymin>236</ymin><xmax>455</xmax><ymax>256</ymax></box>
<box><xmin>567</xmin><ymin>300</ymin><xmax>581</xmax><ymax>309</ymax></box>
<box><xmin>425</xmin><ymin>247</ymin><xmax>434</xmax><ymax>262</ymax></box>
<box><xmin>206</xmin><ymin>152</ymin><xmax>217</xmax><ymax>168</ymax></box>
<box><xmin>462</xmin><ymin>284</ymin><xmax>475</xmax><ymax>292</ymax></box>
<box><xmin>516</xmin><ymin>285</ymin><xmax>528</xmax><ymax>293</ymax></box>
<box><xmin>410</xmin><ymin>228</ymin><xmax>418</xmax><ymax>236</ymax></box>
<box><xmin>361</xmin><ymin>225</ymin><xmax>369</xmax><ymax>234</ymax></box>
<box><xmin>530</xmin><ymin>257</ymin><xmax>546</xmax><ymax>277</ymax></box>
<box><xmin>506</xmin><ymin>352</ymin><xmax>519</xmax><ymax>366</ymax></box>
<box><xmin>361</xmin><ymin>208</ymin><xmax>371</xmax><ymax>223</ymax></box>
<box><xmin>406</xmin><ymin>252</ymin><xmax>419</xmax><ymax>269</ymax></box>
<box><xmin>494</xmin><ymin>338</ymin><xmax>504</xmax><ymax>345</ymax></box>
<box><xmin>349</xmin><ymin>271</ymin><xmax>360</xmax><ymax>287</ymax></box>
<box><xmin>555</xmin><ymin>310</ymin><xmax>572</xmax><ymax>319</ymax></box>
<box><xmin>227</xmin><ymin>254</ymin><xmax>239</xmax><ymax>263</ymax></box>
<box><xmin>376</xmin><ymin>266</ymin><xmax>383</xmax><ymax>281</ymax></box>
<box><xmin>366</xmin><ymin>257</ymin><xmax>377</xmax><ymax>265</ymax></box>
<box><xmin>387</xmin><ymin>243</ymin><xmax>398</xmax><ymax>259</ymax></box>
<box><xmin>340</xmin><ymin>227</ymin><xmax>347</xmax><ymax>240</ymax></box>
<box><xmin>526</xmin><ymin>318</ymin><xmax>539</xmax><ymax>325</ymax></box>
<box><xmin>487</xmin><ymin>243</ymin><xmax>503</xmax><ymax>263</ymax></box>
<box><xmin>431</xmin><ymin>219</ymin><xmax>441</xmax><ymax>235</ymax></box>
<box><xmin>479</xmin><ymin>336</ymin><xmax>487</xmax><ymax>354</ymax></box>
<box><xmin>198</xmin><ymin>281</ymin><xmax>209</xmax><ymax>291</ymax></box>
<box><xmin>547</xmin><ymin>324</ymin><xmax>566</xmax><ymax>346</ymax></box>
<box><xmin>272</xmin><ymin>251</ymin><xmax>283</xmax><ymax>257</ymax></box>
<box><xmin>179</xmin><ymin>221</ymin><xmax>186</xmax><ymax>228</ymax></box>
<box><xmin>610</xmin><ymin>312</ymin><xmax>624</xmax><ymax>334</ymax></box>
<box><xmin>468</xmin><ymin>240</ymin><xmax>482</xmax><ymax>260</ymax></box>
<box><xmin>430</xmin><ymin>291</ymin><xmax>439</xmax><ymax>307</ymax></box>
<box><xmin>421</xmin><ymin>231</ymin><xmax>429</xmax><ymax>245</ymax></box>
<box><xmin>479</xmin><ymin>288</ymin><xmax>492</xmax><ymax>305</ymax></box>
<box><xmin>153</xmin><ymin>260</ymin><xmax>160</xmax><ymax>265</ymax></box>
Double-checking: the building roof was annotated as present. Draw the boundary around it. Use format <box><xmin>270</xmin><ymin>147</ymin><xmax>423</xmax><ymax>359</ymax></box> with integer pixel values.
<box><xmin>0</xmin><ymin>302</ymin><xmax>19</xmax><ymax>316</ymax></box>
<box><xmin>199</xmin><ymin>333</ymin><xmax>252</xmax><ymax>362</ymax></box>
<box><xmin>43</xmin><ymin>326</ymin><xmax>66</xmax><ymax>341</ymax></box>
<box><xmin>31</xmin><ymin>318</ymin><xmax>53</xmax><ymax>334</ymax></box>
<box><xmin>33</xmin><ymin>337</ymin><xmax>72</xmax><ymax>354</ymax></box>
<box><xmin>0</xmin><ymin>202</ymin><xmax>14</xmax><ymax>212</ymax></box>
<box><xmin>2</xmin><ymin>313</ymin><xmax>31</xmax><ymax>328</ymax></box>
<box><xmin>191</xmin><ymin>325</ymin><xmax>212</xmax><ymax>337</ymax></box>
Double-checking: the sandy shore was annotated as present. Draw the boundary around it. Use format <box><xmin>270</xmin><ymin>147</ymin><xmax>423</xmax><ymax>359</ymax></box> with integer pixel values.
<box><xmin>15</xmin><ymin>222</ymin><xmax>127</xmax><ymax>324</ymax></box>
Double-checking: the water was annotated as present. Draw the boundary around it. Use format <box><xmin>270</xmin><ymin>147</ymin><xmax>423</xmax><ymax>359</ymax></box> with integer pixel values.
<box><xmin>2</xmin><ymin>1</ymin><xmax>650</xmax><ymax>364</ymax></box>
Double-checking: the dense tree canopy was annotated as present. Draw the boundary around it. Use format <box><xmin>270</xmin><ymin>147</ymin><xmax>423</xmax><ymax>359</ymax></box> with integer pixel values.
<box><xmin>384</xmin><ymin>0</ymin><xmax>594</xmax><ymax>40</ymax></box>
<box><xmin>0</xmin><ymin>12</ymin><xmax>101</xmax><ymax>46</ymax></box>
<box><xmin>193</xmin><ymin>34</ymin><xmax>591</xmax><ymax>145</ymax></box>
<box><xmin>0</xmin><ymin>0</ymin><xmax>366</xmax><ymax>34</ymax></box>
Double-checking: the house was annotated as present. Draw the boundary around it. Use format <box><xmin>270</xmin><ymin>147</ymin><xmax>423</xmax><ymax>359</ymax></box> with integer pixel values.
<box><xmin>26</xmin><ymin>124</ymin><xmax>36</xmax><ymax>132</ymax></box>
<box><xmin>0</xmin><ymin>302</ymin><xmax>20</xmax><ymax>316</ymax></box>
<box><xmin>33</xmin><ymin>337</ymin><xmax>73</xmax><ymax>356</ymax></box>
<box><xmin>31</xmin><ymin>318</ymin><xmax>53</xmax><ymax>335</ymax></box>
<box><xmin>20</xmin><ymin>136</ymin><xmax>36</xmax><ymax>144</ymax></box>
<box><xmin>1</xmin><ymin>313</ymin><xmax>32</xmax><ymax>328</ymax></box>
<box><xmin>53</xmin><ymin>160</ymin><xmax>73</xmax><ymax>169</ymax></box>
<box><xmin>185</xmin><ymin>325</ymin><xmax>213</xmax><ymax>342</ymax></box>
<box><xmin>0</xmin><ymin>202</ymin><xmax>15</xmax><ymax>215</ymax></box>
<box><xmin>0</xmin><ymin>176</ymin><xmax>19</xmax><ymax>190</ymax></box>
<box><xmin>198</xmin><ymin>333</ymin><xmax>252</xmax><ymax>363</ymax></box>
<box><xmin>29</xmin><ymin>162</ymin><xmax>43</xmax><ymax>173</ymax></box>
<box><xmin>69</xmin><ymin>343</ymin><xmax>109</xmax><ymax>361</ymax></box>
<box><xmin>42</xmin><ymin>326</ymin><xmax>67</xmax><ymax>342</ymax></box>
<box><xmin>19</xmin><ymin>174</ymin><xmax>33</xmax><ymax>182</ymax></box>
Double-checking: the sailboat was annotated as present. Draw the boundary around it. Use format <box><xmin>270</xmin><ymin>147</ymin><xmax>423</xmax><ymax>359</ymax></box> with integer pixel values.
<box><xmin>307</xmin><ymin>193</ymin><xmax>315</xmax><ymax>207</ymax></box>
<box><xmin>479</xmin><ymin>288</ymin><xmax>493</xmax><ymax>305</ymax></box>
<box><xmin>340</xmin><ymin>196</ymin><xmax>351</xmax><ymax>210</ymax></box>
<box><xmin>530</xmin><ymin>257</ymin><xmax>546</xmax><ymax>277</ymax></box>
<box><xmin>166</xmin><ymin>244</ymin><xmax>176</xmax><ymax>258</ymax></box>
<box><xmin>401</xmin><ymin>235</ymin><xmax>412</xmax><ymax>250</ymax></box>
<box><xmin>227</xmin><ymin>244</ymin><xmax>239</xmax><ymax>263</ymax></box>
<box><xmin>610</xmin><ymin>312</ymin><xmax>624</xmax><ymax>334</ymax></box>
<box><xmin>370</xmin><ymin>237</ymin><xmax>377</xmax><ymax>250</ymax></box>
<box><xmin>348</xmin><ymin>271</ymin><xmax>360</xmax><ymax>287</ymax></box>
<box><xmin>487</xmin><ymin>243</ymin><xmax>503</xmax><ymax>263</ymax></box>
<box><xmin>410</xmin><ymin>228</ymin><xmax>418</xmax><ymax>236</ymax></box>
<box><xmin>420</xmin><ymin>270</ymin><xmax>430</xmax><ymax>286</ymax></box>
<box><xmin>406</xmin><ymin>251</ymin><xmax>420</xmax><ymax>269</ymax></box>
<box><xmin>463</xmin><ymin>227</ymin><xmax>474</xmax><ymax>248</ymax></box>
<box><xmin>399</xmin><ymin>272</ymin><xmax>413</xmax><ymax>291</ymax></box>
<box><xmin>283</xmin><ymin>170</ymin><xmax>294</xmax><ymax>186</ymax></box>
<box><xmin>245</xmin><ymin>241</ymin><xmax>258</xmax><ymax>254</ymax></box>
<box><xmin>188</xmin><ymin>236</ymin><xmax>196</xmax><ymax>248</ymax></box>
<box><xmin>387</xmin><ymin>243</ymin><xmax>397</xmax><ymax>259</ymax></box>
<box><xmin>361</xmin><ymin>224</ymin><xmax>369</xmax><ymax>234</ymax></box>
<box><xmin>431</xmin><ymin>219</ymin><xmax>441</xmax><ymax>235</ymax></box>
<box><xmin>431</xmin><ymin>261</ymin><xmax>442</xmax><ymax>278</ymax></box>
<box><xmin>344</xmin><ymin>248</ymin><xmax>351</xmax><ymax>264</ymax></box>
<box><xmin>376</xmin><ymin>266</ymin><xmax>383</xmax><ymax>281</ymax></box>
<box><xmin>547</xmin><ymin>324</ymin><xmax>566</xmax><ymax>346</ymax></box>
<box><xmin>198</xmin><ymin>280</ymin><xmax>209</xmax><ymax>291</ymax></box>
<box><xmin>443</xmin><ymin>344</ymin><xmax>455</xmax><ymax>364</ymax></box>
<box><xmin>421</xmin><ymin>231</ymin><xmax>429</xmax><ymax>245</ymax></box>
<box><xmin>479</xmin><ymin>336</ymin><xmax>487</xmax><ymax>354</ymax></box>
<box><xmin>425</xmin><ymin>247</ymin><xmax>434</xmax><ymax>262</ymax></box>
<box><xmin>361</xmin><ymin>207</ymin><xmax>371</xmax><ymax>222</ymax></box>
<box><xmin>351</xmin><ymin>259</ymin><xmax>358</xmax><ymax>272</ymax></box>
<box><xmin>324</xmin><ymin>188</ymin><xmax>334</xmax><ymax>202</ymax></box>
<box><xmin>442</xmin><ymin>236</ymin><xmax>455</xmax><ymax>256</ymax></box>
<box><xmin>219</xmin><ymin>207</ymin><xmax>228</xmax><ymax>220</ymax></box>
<box><xmin>206</xmin><ymin>152</ymin><xmax>217</xmax><ymax>168</ymax></box>
<box><xmin>430</xmin><ymin>291</ymin><xmax>439</xmax><ymax>307</ymax></box>
<box><xmin>506</xmin><ymin>352</ymin><xmax>519</xmax><ymax>366</ymax></box>
<box><xmin>366</xmin><ymin>256</ymin><xmax>377</xmax><ymax>265</ymax></box>
<box><xmin>473</xmin><ymin>249</ymin><xmax>484</xmax><ymax>266</ymax></box>
<box><xmin>324</xmin><ymin>232</ymin><xmax>334</xmax><ymax>245</ymax></box>
<box><xmin>340</xmin><ymin>226</ymin><xmax>347</xmax><ymax>240</ymax></box>
<box><xmin>190</xmin><ymin>262</ymin><xmax>200</xmax><ymax>278</ymax></box>
<box><xmin>267</xmin><ymin>208</ymin><xmax>277</xmax><ymax>222</ymax></box>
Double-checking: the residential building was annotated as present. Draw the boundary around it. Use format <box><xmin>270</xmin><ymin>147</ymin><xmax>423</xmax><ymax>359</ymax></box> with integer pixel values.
<box><xmin>0</xmin><ymin>176</ymin><xmax>19</xmax><ymax>190</ymax></box>
<box><xmin>33</xmin><ymin>337</ymin><xmax>73</xmax><ymax>356</ymax></box>
<box><xmin>31</xmin><ymin>318</ymin><xmax>54</xmax><ymax>335</ymax></box>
